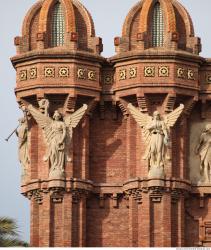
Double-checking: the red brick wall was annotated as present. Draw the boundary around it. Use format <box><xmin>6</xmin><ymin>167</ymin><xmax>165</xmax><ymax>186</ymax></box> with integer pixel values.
<box><xmin>89</xmin><ymin>104</ymin><xmax>127</xmax><ymax>183</ymax></box>
<box><xmin>86</xmin><ymin>196</ymin><xmax>129</xmax><ymax>247</ymax></box>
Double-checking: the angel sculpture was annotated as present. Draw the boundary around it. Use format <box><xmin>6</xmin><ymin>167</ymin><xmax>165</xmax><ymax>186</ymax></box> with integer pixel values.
<box><xmin>16</xmin><ymin>117</ymin><xmax>30</xmax><ymax>180</ymax></box>
<box><xmin>127</xmin><ymin>103</ymin><xmax>184</xmax><ymax>178</ymax></box>
<box><xmin>28</xmin><ymin>104</ymin><xmax>88</xmax><ymax>179</ymax></box>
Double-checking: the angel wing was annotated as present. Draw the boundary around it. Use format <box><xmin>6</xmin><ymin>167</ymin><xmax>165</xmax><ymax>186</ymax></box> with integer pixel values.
<box><xmin>164</xmin><ymin>104</ymin><xmax>184</xmax><ymax>128</ymax></box>
<box><xmin>127</xmin><ymin>103</ymin><xmax>152</xmax><ymax>143</ymax></box>
<box><xmin>28</xmin><ymin>105</ymin><xmax>53</xmax><ymax>145</ymax></box>
<box><xmin>64</xmin><ymin>104</ymin><xmax>88</xmax><ymax>129</ymax></box>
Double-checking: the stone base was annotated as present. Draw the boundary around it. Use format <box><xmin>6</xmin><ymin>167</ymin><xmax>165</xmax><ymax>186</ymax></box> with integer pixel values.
<box><xmin>148</xmin><ymin>165</ymin><xmax>165</xmax><ymax>179</ymax></box>
<box><xmin>49</xmin><ymin>169</ymin><xmax>65</xmax><ymax>180</ymax></box>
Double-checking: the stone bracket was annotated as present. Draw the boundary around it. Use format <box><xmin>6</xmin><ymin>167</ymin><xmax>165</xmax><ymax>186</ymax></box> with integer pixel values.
<box><xmin>164</xmin><ymin>93</ymin><xmax>176</xmax><ymax>113</ymax></box>
<box><xmin>183</xmin><ymin>96</ymin><xmax>198</xmax><ymax>116</ymax></box>
<box><xmin>137</xmin><ymin>94</ymin><xmax>149</xmax><ymax>113</ymax></box>
<box><xmin>64</xmin><ymin>95</ymin><xmax>77</xmax><ymax>114</ymax></box>
<box><xmin>118</xmin><ymin>98</ymin><xmax>129</xmax><ymax>118</ymax></box>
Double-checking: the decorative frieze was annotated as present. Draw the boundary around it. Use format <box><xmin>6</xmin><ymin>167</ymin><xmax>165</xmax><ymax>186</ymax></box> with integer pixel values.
<box><xmin>59</xmin><ymin>67</ymin><xmax>69</xmax><ymax>77</ymax></box>
<box><xmin>103</xmin><ymin>74</ymin><xmax>113</xmax><ymax>85</ymax></box>
<box><xmin>177</xmin><ymin>67</ymin><xmax>185</xmax><ymax>79</ymax></box>
<box><xmin>18</xmin><ymin>66</ymin><xmax>98</xmax><ymax>81</ymax></box>
<box><xmin>77</xmin><ymin>68</ymin><xmax>86</xmax><ymax>79</ymax></box>
<box><xmin>144</xmin><ymin>66</ymin><xmax>155</xmax><ymax>77</ymax></box>
<box><xmin>44</xmin><ymin>67</ymin><xmax>55</xmax><ymax>78</ymax></box>
<box><xmin>118</xmin><ymin>67</ymin><xmax>137</xmax><ymax>80</ymax></box>
<box><xmin>77</xmin><ymin>68</ymin><xmax>97</xmax><ymax>81</ymax></box>
<box><xmin>129</xmin><ymin>67</ymin><xmax>137</xmax><ymax>78</ymax></box>
<box><xmin>19</xmin><ymin>70</ymin><xmax>27</xmax><ymax>81</ymax></box>
<box><xmin>119</xmin><ymin>69</ymin><xmax>127</xmax><ymax>80</ymax></box>
<box><xmin>206</xmin><ymin>73</ymin><xmax>211</xmax><ymax>83</ymax></box>
<box><xmin>88</xmin><ymin>70</ymin><xmax>96</xmax><ymax>81</ymax></box>
<box><xmin>29</xmin><ymin>68</ymin><xmax>37</xmax><ymax>79</ymax></box>
<box><xmin>188</xmin><ymin>69</ymin><xmax>195</xmax><ymax>80</ymax></box>
<box><xmin>159</xmin><ymin>66</ymin><xmax>169</xmax><ymax>77</ymax></box>
<box><xmin>177</xmin><ymin>67</ymin><xmax>196</xmax><ymax>80</ymax></box>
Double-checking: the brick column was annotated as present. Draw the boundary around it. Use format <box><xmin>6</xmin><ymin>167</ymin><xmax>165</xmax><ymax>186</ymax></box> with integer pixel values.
<box><xmin>177</xmin><ymin>195</ymin><xmax>185</xmax><ymax>246</ymax></box>
<box><xmin>30</xmin><ymin>200</ymin><xmax>39</xmax><ymax>246</ymax></box>
<box><xmin>162</xmin><ymin>193</ymin><xmax>172</xmax><ymax>246</ymax></box>
<box><xmin>126</xmin><ymin>116</ymin><xmax>137</xmax><ymax>179</ymax></box>
<box><xmin>138</xmin><ymin>193</ymin><xmax>151</xmax><ymax>246</ymax></box>
<box><xmin>39</xmin><ymin>195</ymin><xmax>51</xmax><ymax>247</ymax></box>
<box><xmin>63</xmin><ymin>193</ymin><xmax>73</xmax><ymax>246</ymax></box>
<box><xmin>128</xmin><ymin>196</ymin><xmax>138</xmax><ymax>246</ymax></box>
<box><xmin>81</xmin><ymin>116</ymin><xmax>90</xmax><ymax>180</ymax></box>
<box><xmin>79</xmin><ymin>196</ymin><xmax>87</xmax><ymax>247</ymax></box>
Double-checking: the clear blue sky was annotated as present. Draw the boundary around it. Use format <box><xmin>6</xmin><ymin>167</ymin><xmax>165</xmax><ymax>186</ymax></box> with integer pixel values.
<box><xmin>0</xmin><ymin>0</ymin><xmax>211</xmax><ymax>242</ymax></box>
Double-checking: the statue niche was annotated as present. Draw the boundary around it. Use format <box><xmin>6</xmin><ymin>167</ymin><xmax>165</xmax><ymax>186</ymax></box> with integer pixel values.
<box><xmin>28</xmin><ymin>103</ymin><xmax>88</xmax><ymax>179</ymax></box>
<box><xmin>128</xmin><ymin>103</ymin><xmax>184</xmax><ymax>178</ymax></box>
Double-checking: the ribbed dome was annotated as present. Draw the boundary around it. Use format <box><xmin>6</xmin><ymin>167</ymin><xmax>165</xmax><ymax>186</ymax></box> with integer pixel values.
<box><xmin>115</xmin><ymin>0</ymin><xmax>201</xmax><ymax>54</ymax></box>
<box><xmin>15</xmin><ymin>0</ymin><xmax>102</xmax><ymax>54</ymax></box>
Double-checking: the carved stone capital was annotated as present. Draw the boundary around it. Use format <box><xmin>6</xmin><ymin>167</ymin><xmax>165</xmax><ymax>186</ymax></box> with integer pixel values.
<box><xmin>149</xmin><ymin>187</ymin><xmax>164</xmax><ymax>203</ymax></box>
<box><xmin>49</xmin><ymin>187</ymin><xmax>65</xmax><ymax>203</ymax></box>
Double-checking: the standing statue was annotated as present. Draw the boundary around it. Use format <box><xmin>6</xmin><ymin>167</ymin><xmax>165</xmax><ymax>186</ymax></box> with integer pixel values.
<box><xmin>28</xmin><ymin>104</ymin><xmax>88</xmax><ymax>179</ymax></box>
<box><xmin>127</xmin><ymin>103</ymin><xmax>184</xmax><ymax>178</ymax></box>
<box><xmin>195</xmin><ymin>124</ymin><xmax>211</xmax><ymax>183</ymax></box>
<box><xmin>16</xmin><ymin>117</ymin><xmax>30</xmax><ymax>180</ymax></box>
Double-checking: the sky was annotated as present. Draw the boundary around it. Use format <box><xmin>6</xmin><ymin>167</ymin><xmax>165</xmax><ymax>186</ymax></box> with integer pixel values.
<box><xmin>0</xmin><ymin>0</ymin><xmax>211</xmax><ymax>243</ymax></box>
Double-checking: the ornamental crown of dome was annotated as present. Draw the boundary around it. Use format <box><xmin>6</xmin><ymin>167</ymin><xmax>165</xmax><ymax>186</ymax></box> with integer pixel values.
<box><xmin>115</xmin><ymin>0</ymin><xmax>201</xmax><ymax>55</ymax></box>
<box><xmin>15</xmin><ymin>0</ymin><xmax>102</xmax><ymax>55</ymax></box>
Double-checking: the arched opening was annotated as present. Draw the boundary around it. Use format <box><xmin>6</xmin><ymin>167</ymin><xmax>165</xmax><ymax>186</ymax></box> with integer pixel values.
<box><xmin>50</xmin><ymin>1</ymin><xmax>65</xmax><ymax>47</ymax></box>
<box><xmin>151</xmin><ymin>2</ymin><xmax>164</xmax><ymax>47</ymax></box>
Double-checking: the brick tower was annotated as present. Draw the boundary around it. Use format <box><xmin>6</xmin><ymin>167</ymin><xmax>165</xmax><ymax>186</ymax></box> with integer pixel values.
<box><xmin>11</xmin><ymin>0</ymin><xmax>211</xmax><ymax>247</ymax></box>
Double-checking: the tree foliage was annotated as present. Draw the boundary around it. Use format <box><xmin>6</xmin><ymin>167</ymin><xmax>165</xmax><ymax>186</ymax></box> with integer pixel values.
<box><xmin>0</xmin><ymin>217</ymin><xmax>28</xmax><ymax>247</ymax></box>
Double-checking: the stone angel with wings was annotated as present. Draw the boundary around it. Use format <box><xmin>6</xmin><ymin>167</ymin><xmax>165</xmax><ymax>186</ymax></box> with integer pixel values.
<box><xmin>28</xmin><ymin>104</ymin><xmax>88</xmax><ymax>179</ymax></box>
<box><xmin>127</xmin><ymin>103</ymin><xmax>184</xmax><ymax>178</ymax></box>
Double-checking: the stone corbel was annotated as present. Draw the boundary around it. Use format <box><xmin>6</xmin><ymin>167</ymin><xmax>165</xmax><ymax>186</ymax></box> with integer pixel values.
<box><xmin>126</xmin><ymin>189</ymin><xmax>142</xmax><ymax>204</ymax></box>
<box><xmin>118</xmin><ymin>98</ymin><xmax>129</xmax><ymax>118</ymax></box>
<box><xmin>149</xmin><ymin>187</ymin><xmax>163</xmax><ymax>203</ymax></box>
<box><xmin>171</xmin><ymin>189</ymin><xmax>180</xmax><ymax>204</ymax></box>
<box><xmin>111</xmin><ymin>193</ymin><xmax>119</xmax><ymax>208</ymax></box>
<box><xmin>49</xmin><ymin>187</ymin><xmax>65</xmax><ymax>203</ymax></box>
<box><xmin>137</xmin><ymin>94</ymin><xmax>149</xmax><ymax>113</ymax></box>
<box><xmin>86</xmin><ymin>98</ymin><xmax>98</xmax><ymax>118</ymax></box>
<box><xmin>72</xmin><ymin>190</ymin><xmax>81</xmax><ymax>204</ymax></box>
<box><xmin>123</xmin><ymin>193</ymin><xmax>130</xmax><ymax>208</ymax></box>
<box><xmin>32</xmin><ymin>189</ymin><xmax>43</xmax><ymax>205</ymax></box>
<box><xmin>183</xmin><ymin>96</ymin><xmax>198</xmax><ymax>117</ymax></box>
<box><xmin>64</xmin><ymin>95</ymin><xmax>77</xmax><ymax>114</ymax></box>
<box><xmin>99</xmin><ymin>193</ymin><xmax>105</xmax><ymax>208</ymax></box>
<box><xmin>163</xmin><ymin>93</ymin><xmax>176</xmax><ymax>113</ymax></box>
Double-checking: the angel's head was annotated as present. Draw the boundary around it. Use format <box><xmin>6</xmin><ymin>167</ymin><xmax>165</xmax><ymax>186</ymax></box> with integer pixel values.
<box><xmin>53</xmin><ymin>110</ymin><xmax>62</xmax><ymax>121</ymax></box>
<box><xmin>18</xmin><ymin>117</ymin><xmax>26</xmax><ymax>124</ymax></box>
<box><xmin>153</xmin><ymin>111</ymin><xmax>161</xmax><ymax>120</ymax></box>
<box><xmin>205</xmin><ymin>124</ymin><xmax>211</xmax><ymax>132</ymax></box>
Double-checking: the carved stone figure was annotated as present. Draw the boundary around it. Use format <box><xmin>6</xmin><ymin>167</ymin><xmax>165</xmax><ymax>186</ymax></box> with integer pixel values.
<box><xmin>28</xmin><ymin>104</ymin><xmax>88</xmax><ymax>179</ymax></box>
<box><xmin>38</xmin><ymin>98</ymin><xmax>49</xmax><ymax>116</ymax></box>
<box><xmin>195</xmin><ymin>124</ymin><xmax>211</xmax><ymax>183</ymax></box>
<box><xmin>16</xmin><ymin>117</ymin><xmax>30</xmax><ymax>180</ymax></box>
<box><xmin>128</xmin><ymin>103</ymin><xmax>184</xmax><ymax>178</ymax></box>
